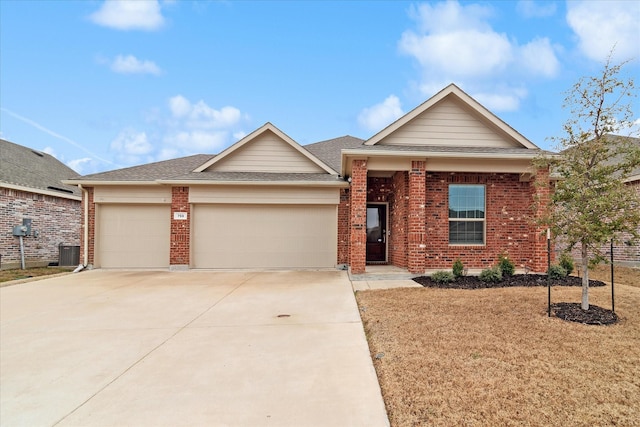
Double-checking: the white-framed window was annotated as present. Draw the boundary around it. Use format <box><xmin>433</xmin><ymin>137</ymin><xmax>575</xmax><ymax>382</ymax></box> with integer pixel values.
<box><xmin>449</xmin><ymin>184</ymin><xmax>485</xmax><ymax>245</ymax></box>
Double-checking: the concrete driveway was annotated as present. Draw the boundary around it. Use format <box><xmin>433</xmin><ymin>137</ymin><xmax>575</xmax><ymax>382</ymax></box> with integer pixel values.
<box><xmin>0</xmin><ymin>270</ymin><xmax>389</xmax><ymax>427</ymax></box>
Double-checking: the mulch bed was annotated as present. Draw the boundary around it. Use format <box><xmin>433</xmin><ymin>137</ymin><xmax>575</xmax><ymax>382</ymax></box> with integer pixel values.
<box><xmin>552</xmin><ymin>302</ymin><xmax>618</xmax><ymax>325</ymax></box>
<box><xmin>413</xmin><ymin>274</ymin><xmax>617</xmax><ymax>325</ymax></box>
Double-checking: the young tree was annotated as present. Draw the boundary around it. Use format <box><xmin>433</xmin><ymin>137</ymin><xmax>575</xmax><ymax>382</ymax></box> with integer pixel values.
<box><xmin>546</xmin><ymin>54</ymin><xmax>640</xmax><ymax>310</ymax></box>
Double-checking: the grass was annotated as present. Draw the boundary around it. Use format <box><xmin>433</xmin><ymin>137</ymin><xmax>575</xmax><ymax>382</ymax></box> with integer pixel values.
<box><xmin>0</xmin><ymin>267</ymin><xmax>73</xmax><ymax>284</ymax></box>
<box><xmin>356</xmin><ymin>267</ymin><xmax>640</xmax><ymax>426</ymax></box>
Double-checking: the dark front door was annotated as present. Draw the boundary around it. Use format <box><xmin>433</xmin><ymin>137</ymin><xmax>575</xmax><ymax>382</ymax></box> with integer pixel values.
<box><xmin>366</xmin><ymin>204</ymin><xmax>387</xmax><ymax>262</ymax></box>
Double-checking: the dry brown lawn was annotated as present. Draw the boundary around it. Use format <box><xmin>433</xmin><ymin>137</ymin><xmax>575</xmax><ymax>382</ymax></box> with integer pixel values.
<box><xmin>0</xmin><ymin>267</ymin><xmax>72</xmax><ymax>284</ymax></box>
<box><xmin>357</xmin><ymin>280</ymin><xmax>640</xmax><ymax>426</ymax></box>
<box><xmin>579</xmin><ymin>264</ymin><xmax>639</xmax><ymax>288</ymax></box>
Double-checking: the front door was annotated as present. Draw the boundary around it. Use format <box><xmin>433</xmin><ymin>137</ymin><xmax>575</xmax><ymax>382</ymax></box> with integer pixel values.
<box><xmin>366</xmin><ymin>204</ymin><xmax>387</xmax><ymax>262</ymax></box>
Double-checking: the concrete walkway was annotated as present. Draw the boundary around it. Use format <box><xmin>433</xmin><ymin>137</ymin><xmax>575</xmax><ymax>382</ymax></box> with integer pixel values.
<box><xmin>0</xmin><ymin>270</ymin><xmax>389</xmax><ymax>427</ymax></box>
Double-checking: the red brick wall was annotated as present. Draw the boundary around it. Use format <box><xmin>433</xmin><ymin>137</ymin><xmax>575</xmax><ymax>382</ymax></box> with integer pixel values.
<box><xmin>424</xmin><ymin>171</ymin><xmax>544</xmax><ymax>271</ymax></box>
<box><xmin>389</xmin><ymin>171</ymin><xmax>408</xmax><ymax>268</ymax></box>
<box><xmin>337</xmin><ymin>188</ymin><xmax>350</xmax><ymax>265</ymax></box>
<box><xmin>170</xmin><ymin>187</ymin><xmax>190</xmax><ymax>266</ymax></box>
<box><xmin>408</xmin><ymin>161</ymin><xmax>427</xmax><ymax>273</ymax></box>
<box><xmin>81</xmin><ymin>187</ymin><xmax>95</xmax><ymax>267</ymax></box>
<box><xmin>349</xmin><ymin>159</ymin><xmax>367</xmax><ymax>274</ymax></box>
<box><xmin>1</xmin><ymin>187</ymin><xmax>80</xmax><ymax>269</ymax></box>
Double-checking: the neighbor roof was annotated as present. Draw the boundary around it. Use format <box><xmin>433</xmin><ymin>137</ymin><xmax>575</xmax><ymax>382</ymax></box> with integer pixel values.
<box><xmin>0</xmin><ymin>138</ymin><xmax>81</xmax><ymax>199</ymax></box>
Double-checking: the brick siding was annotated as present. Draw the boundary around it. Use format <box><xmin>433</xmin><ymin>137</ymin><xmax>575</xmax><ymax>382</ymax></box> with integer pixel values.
<box><xmin>170</xmin><ymin>187</ymin><xmax>190</xmax><ymax>266</ymax></box>
<box><xmin>337</xmin><ymin>188</ymin><xmax>350</xmax><ymax>265</ymax></box>
<box><xmin>0</xmin><ymin>187</ymin><xmax>80</xmax><ymax>269</ymax></box>
<box><xmin>349</xmin><ymin>159</ymin><xmax>368</xmax><ymax>274</ymax></box>
<box><xmin>349</xmin><ymin>169</ymin><xmax>552</xmax><ymax>273</ymax></box>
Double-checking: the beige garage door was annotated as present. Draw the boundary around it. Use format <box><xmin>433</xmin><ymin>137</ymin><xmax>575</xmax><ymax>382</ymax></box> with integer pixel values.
<box><xmin>97</xmin><ymin>204</ymin><xmax>170</xmax><ymax>268</ymax></box>
<box><xmin>192</xmin><ymin>204</ymin><xmax>337</xmax><ymax>268</ymax></box>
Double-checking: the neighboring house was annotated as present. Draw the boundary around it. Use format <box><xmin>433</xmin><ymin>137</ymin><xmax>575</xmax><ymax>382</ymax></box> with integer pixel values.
<box><xmin>0</xmin><ymin>139</ymin><xmax>82</xmax><ymax>269</ymax></box>
<box><xmin>558</xmin><ymin>134</ymin><xmax>640</xmax><ymax>267</ymax></box>
<box><xmin>66</xmin><ymin>84</ymin><xmax>553</xmax><ymax>274</ymax></box>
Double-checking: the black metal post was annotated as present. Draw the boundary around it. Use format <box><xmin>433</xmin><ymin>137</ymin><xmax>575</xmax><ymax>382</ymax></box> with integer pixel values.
<box><xmin>547</xmin><ymin>228</ymin><xmax>551</xmax><ymax>317</ymax></box>
<box><xmin>611</xmin><ymin>239</ymin><xmax>615</xmax><ymax>313</ymax></box>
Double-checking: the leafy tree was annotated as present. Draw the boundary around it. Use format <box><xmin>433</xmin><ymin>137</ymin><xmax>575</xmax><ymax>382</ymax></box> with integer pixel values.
<box><xmin>542</xmin><ymin>54</ymin><xmax>640</xmax><ymax>310</ymax></box>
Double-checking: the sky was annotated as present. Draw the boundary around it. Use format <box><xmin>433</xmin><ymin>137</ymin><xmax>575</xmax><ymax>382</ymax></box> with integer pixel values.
<box><xmin>1</xmin><ymin>0</ymin><xmax>639</xmax><ymax>175</ymax></box>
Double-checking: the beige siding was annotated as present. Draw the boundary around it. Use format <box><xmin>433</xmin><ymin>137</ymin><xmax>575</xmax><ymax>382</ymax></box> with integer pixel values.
<box><xmin>94</xmin><ymin>186</ymin><xmax>171</xmax><ymax>204</ymax></box>
<box><xmin>192</xmin><ymin>204</ymin><xmax>337</xmax><ymax>268</ymax></box>
<box><xmin>426</xmin><ymin>158</ymin><xmax>533</xmax><ymax>173</ymax></box>
<box><xmin>96</xmin><ymin>204</ymin><xmax>170</xmax><ymax>268</ymax></box>
<box><xmin>209</xmin><ymin>130</ymin><xmax>326</xmax><ymax>173</ymax></box>
<box><xmin>378</xmin><ymin>97</ymin><xmax>519</xmax><ymax>148</ymax></box>
<box><xmin>189</xmin><ymin>186</ymin><xmax>339</xmax><ymax>204</ymax></box>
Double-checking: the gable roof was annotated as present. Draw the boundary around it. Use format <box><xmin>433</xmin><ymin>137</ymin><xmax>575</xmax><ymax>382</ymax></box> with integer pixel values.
<box><xmin>0</xmin><ymin>138</ymin><xmax>81</xmax><ymax>199</ymax></box>
<box><xmin>194</xmin><ymin>122</ymin><xmax>337</xmax><ymax>175</ymax></box>
<box><xmin>305</xmin><ymin>135</ymin><xmax>365</xmax><ymax>172</ymax></box>
<box><xmin>365</xmin><ymin>83</ymin><xmax>539</xmax><ymax>150</ymax></box>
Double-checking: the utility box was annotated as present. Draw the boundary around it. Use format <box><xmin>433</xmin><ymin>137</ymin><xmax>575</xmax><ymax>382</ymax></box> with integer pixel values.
<box><xmin>59</xmin><ymin>245</ymin><xmax>80</xmax><ymax>266</ymax></box>
<box><xmin>12</xmin><ymin>225</ymin><xmax>28</xmax><ymax>236</ymax></box>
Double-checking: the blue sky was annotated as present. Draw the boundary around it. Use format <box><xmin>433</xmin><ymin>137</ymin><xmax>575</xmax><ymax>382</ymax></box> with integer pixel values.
<box><xmin>1</xmin><ymin>0</ymin><xmax>638</xmax><ymax>175</ymax></box>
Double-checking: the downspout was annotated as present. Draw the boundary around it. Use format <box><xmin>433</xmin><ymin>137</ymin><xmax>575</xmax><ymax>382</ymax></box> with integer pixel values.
<box><xmin>79</xmin><ymin>184</ymin><xmax>89</xmax><ymax>268</ymax></box>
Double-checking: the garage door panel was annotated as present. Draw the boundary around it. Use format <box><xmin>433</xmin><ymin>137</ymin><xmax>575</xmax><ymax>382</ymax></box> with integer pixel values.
<box><xmin>193</xmin><ymin>205</ymin><xmax>336</xmax><ymax>269</ymax></box>
<box><xmin>98</xmin><ymin>205</ymin><xmax>170</xmax><ymax>268</ymax></box>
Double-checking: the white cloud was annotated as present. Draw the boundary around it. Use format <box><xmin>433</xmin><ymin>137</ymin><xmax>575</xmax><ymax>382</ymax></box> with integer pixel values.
<box><xmin>516</xmin><ymin>0</ymin><xmax>556</xmax><ymax>18</ymax></box>
<box><xmin>169</xmin><ymin>95</ymin><xmax>191</xmax><ymax>117</ymax></box>
<box><xmin>567</xmin><ymin>1</ymin><xmax>640</xmax><ymax>62</ymax></box>
<box><xmin>164</xmin><ymin>95</ymin><xmax>247</xmax><ymax>153</ymax></box>
<box><xmin>398</xmin><ymin>0</ymin><xmax>560</xmax><ymax>112</ymax></box>
<box><xmin>110</xmin><ymin>128</ymin><xmax>154</xmax><ymax>164</ymax></box>
<box><xmin>111</xmin><ymin>55</ymin><xmax>161</xmax><ymax>75</ymax></box>
<box><xmin>42</xmin><ymin>146</ymin><xmax>57</xmax><ymax>158</ymax></box>
<box><xmin>518</xmin><ymin>38</ymin><xmax>560</xmax><ymax>78</ymax></box>
<box><xmin>164</xmin><ymin>130</ymin><xmax>230</xmax><ymax>152</ymax></box>
<box><xmin>358</xmin><ymin>95</ymin><xmax>404</xmax><ymax>133</ymax></box>
<box><xmin>90</xmin><ymin>0</ymin><xmax>165</xmax><ymax>31</ymax></box>
<box><xmin>473</xmin><ymin>87</ymin><xmax>528</xmax><ymax>112</ymax></box>
<box><xmin>168</xmin><ymin>95</ymin><xmax>242</xmax><ymax>129</ymax></box>
<box><xmin>67</xmin><ymin>157</ymin><xmax>93</xmax><ymax>174</ymax></box>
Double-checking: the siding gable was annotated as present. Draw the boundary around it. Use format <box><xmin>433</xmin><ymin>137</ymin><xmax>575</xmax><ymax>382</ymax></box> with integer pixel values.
<box><xmin>365</xmin><ymin>84</ymin><xmax>538</xmax><ymax>149</ymax></box>
<box><xmin>377</xmin><ymin>96</ymin><xmax>520</xmax><ymax>148</ymax></box>
<box><xmin>207</xmin><ymin>129</ymin><xmax>326</xmax><ymax>173</ymax></box>
<box><xmin>194</xmin><ymin>123</ymin><xmax>336</xmax><ymax>174</ymax></box>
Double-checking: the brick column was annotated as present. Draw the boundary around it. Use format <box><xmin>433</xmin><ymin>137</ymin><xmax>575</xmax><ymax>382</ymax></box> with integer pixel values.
<box><xmin>170</xmin><ymin>187</ymin><xmax>190</xmax><ymax>270</ymax></box>
<box><xmin>530</xmin><ymin>167</ymin><xmax>551</xmax><ymax>272</ymax></box>
<box><xmin>408</xmin><ymin>161</ymin><xmax>426</xmax><ymax>274</ymax></box>
<box><xmin>349</xmin><ymin>159</ymin><xmax>367</xmax><ymax>274</ymax></box>
<box><xmin>80</xmin><ymin>187</ymin><xmax>95</xmax><ymax>267</ymax></box>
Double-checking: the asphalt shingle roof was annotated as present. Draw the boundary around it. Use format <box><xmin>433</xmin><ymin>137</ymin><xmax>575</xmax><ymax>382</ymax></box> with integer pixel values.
<box><xmin>68</xmin><ymin>154</ymin><xmax>215</xmax><ymax>182</ymax></box>
<box><xmin>0</xmin><ymin>139</ymin><xmax>81</xmax><ymax>197</ymax></box>
<box><xmin>305</xmin><ymin>136</ymin><xmax>365</xmax><ymax>172</ymax></box>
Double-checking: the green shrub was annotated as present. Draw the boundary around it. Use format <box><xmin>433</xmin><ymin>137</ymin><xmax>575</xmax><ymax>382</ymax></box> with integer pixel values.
<box><xmin>479</xmin><ymin>266</ymin><xmax>502</xmax><ymax>283</ymax></box>
<box><xmin>498</xmin><ymin>254</ymin><xmax>515</xmax><ymax>277</ymax></box>
<box><xmin>431</xmin><ymin>270</ymin><xmax>455</xmax><ymax>284</ymax></box>
<box><xmin>559</xmin><ymin>252</ymin><xmax>575</xmax><ymax>275</ymax></box>
<box><xmin>547</xmin><ymin>264</ymin><xmax>567</xmax><ymax>280</ymax></box>
<box><xmin>452</xmin><ymin>259</ymin><xmax>465</xmax><ymax>278</ymax></box>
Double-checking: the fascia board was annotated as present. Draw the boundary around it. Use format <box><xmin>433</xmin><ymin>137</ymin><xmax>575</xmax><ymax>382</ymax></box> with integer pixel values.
<box><xmin>155</xmin><ymin>179</ymin><xmax>349</xmax><ymax>188</ymax></box>
<box><xmin>1</xmin><ymin>183</ymin><xmax>82</xmax><ymax>201</ymax></box>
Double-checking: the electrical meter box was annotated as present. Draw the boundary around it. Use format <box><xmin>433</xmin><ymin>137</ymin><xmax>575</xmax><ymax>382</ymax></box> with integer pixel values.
<box><xmin>12</xmin><ymin>225</ymin><xmax>28</xmax><ymax>236</ymax></box>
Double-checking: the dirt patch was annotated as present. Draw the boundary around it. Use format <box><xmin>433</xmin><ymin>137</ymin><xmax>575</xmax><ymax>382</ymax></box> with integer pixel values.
<box><xmin>357</xmin><ymin>284</ymin><xmax>640</xmax><ymax>426</ymax></box>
